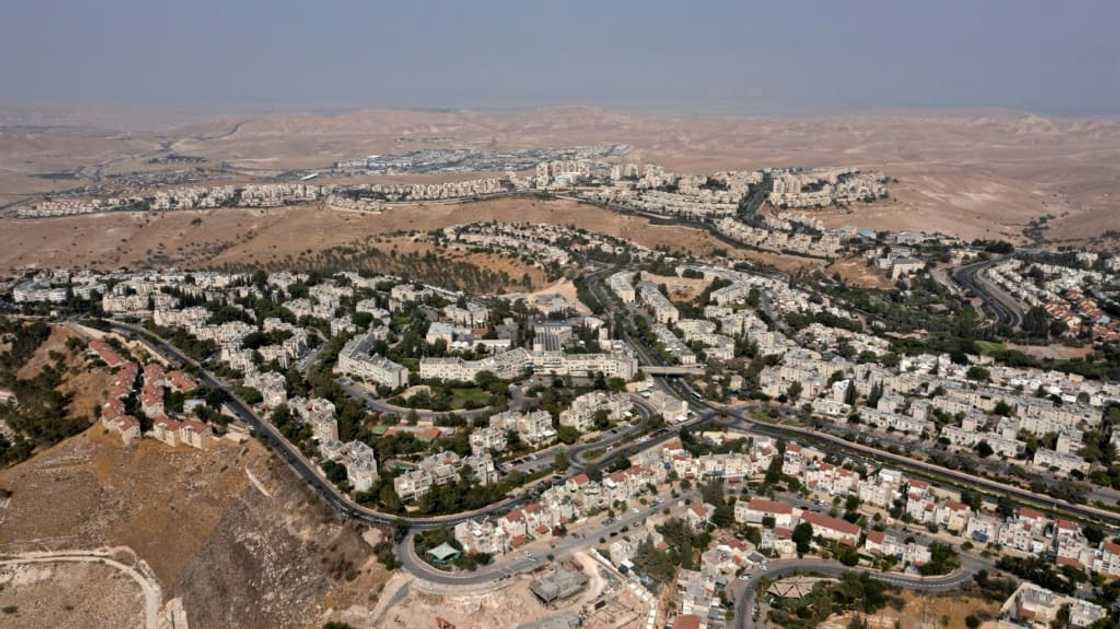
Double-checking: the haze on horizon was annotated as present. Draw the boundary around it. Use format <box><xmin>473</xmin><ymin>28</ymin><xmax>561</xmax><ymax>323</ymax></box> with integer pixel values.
<box><xmin>3</xmin><ymin>0</ymin><xmax>1118</xmax><ymax>117</ymax></box>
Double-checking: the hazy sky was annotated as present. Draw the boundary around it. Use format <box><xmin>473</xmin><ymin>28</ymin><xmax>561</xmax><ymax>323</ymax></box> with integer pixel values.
<box><xmin>3</xmin><ymin>0</ymin><xmax>1118</xmax><ymax>115</ymax></box>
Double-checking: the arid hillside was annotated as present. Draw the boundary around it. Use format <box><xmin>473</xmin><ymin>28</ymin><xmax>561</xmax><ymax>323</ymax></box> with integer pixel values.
<box><xmin>0</xmin><ymin>429</ymin><xmax>388</xmax><ymax>629</ymax></box>
<box><xmin>0</xmin><ymin>196</ymin><xmax>824</xmax><ymax>278</ymax></box>
<box><xmin>2</xmin><ymin>106</ymin><xmax>1119</xmax><ymax>246</ymax></box>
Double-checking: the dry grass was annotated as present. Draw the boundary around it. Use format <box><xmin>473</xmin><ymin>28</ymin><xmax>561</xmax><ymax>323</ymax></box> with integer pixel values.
<box><xmin>825</xmin><ymin>591</ymin><xmax>1000</xmax><ymax>629</ymax></box>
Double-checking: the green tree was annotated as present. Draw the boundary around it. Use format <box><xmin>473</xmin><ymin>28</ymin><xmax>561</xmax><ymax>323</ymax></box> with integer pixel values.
<box><xmin>792</xmin><ymin>522</ymin><xmax>814</xmax><ymax>555</ymax></box>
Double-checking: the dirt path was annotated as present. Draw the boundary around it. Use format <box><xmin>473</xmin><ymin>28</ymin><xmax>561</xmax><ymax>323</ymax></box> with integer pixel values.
<box><xmin>0</xmin><ymin>547</ymin><xmax>162</xmax><ymax>629</ymax></box>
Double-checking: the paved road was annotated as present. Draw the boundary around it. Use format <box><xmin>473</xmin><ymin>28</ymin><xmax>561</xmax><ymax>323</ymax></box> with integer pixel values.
<box><xmin>105</xmin><ymin>320</ymin><xmax>706</xmax><ymax>532</ymax></box>
<box><xmin>695</xmin><ymin>400</ymin><xmax>1120</xmax><ymax>528</ymax></box>
<box><xmin>565</xmin><ymin>395</ymin><xmax>655</xmax><ymax>467</ymax></box>
<box><xmin>399</xmin><ymin>491</ymin><xmax>697</xmax><ymax>585</ymax></box>
<box><xmin>952</xmin><ymin>257</ymin><xmax>1025</xmax><ymax>329</ymax></box>
<box><xmin>584</xmin><ymin>269</ymin><xmax>1120</xmax><ymax>528</ymax></box>
<box><xmin>732</xmin><ymin>556</ymin><xmax>984</xmax><ymax>629</ymax></box>
<box><xmin>0</xmin><ymin>549</ymin><xmax>163</xmax><ymax>629</ymax></box>
<box><xmin>96</xmin><ymin>265</ymin><xmax>1120</xmax><ymax>594</ymax></box>
<box><xmin>109</xmin><ymin>320</ymin><xmax>534</xmax><ymax>529</ymax></box>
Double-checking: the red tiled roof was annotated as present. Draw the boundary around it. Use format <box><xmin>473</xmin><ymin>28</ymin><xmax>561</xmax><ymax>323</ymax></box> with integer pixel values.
<box><xmin>802</xmin><ymin>511</ymin><xmax>861</xmax><ymax>536</ymax></box>
<box><xmin>415</xmin><ymin>427</ymin><xmax>442</xmax><ymax>441</ymax></box>
<box><xmin>89</xmin><ymin>340</ymin><xmax>124</xmax><ymax>367</ymax></box>
<box><xmin>1057</xmin><ymin>556</ymin><xmax>1083</xmax><ymax>569</ymax></box>
<box><xmin>571</xmin><ymin>473</ymin><xmax>590</xmax><ymax>485</ymax></box>
<box><xmin>672</xmin><ymin>615</ymin><xmax>701</xmax><ymax>629</ymax></box>
<box><xmin>865</xmin><ymin>530</ymin><xmax>885</xmax><ymax>544</ymax></box>
<box><xmin>748</xmin><ymin>498</ymin><xmax>793</xmax><ymax>515</ymax></box>
<box><xmin>140</xmin><ymin>384</ymin><xmax>164</xmax><ymax>405</ymax></box>
<box><xmin>167</xmin><ymin>370</ymin><xmax>196</xmax><ymax>392</ymax></box>
<box><xmin>144</xmin><ymin>363</ymin><xmax>165</xmax><ymax>381</ymax></box>
<box><xmin>1019</xmin><ymin>507</ymin><xmax>1044</xmax><ymax>519</ymax></box>
<box><xmin>725</xmin><ymin>538</ymin><xmax>749</xmax><ymax>551</ymax></box>
<box><xmin>101</xmin><ymin>399</ymin><xmax>125</xmax><ymax>419</ymax></box>
<box><xmin>179</xmin><ymin>419</ymin><xmax>208</xmax><ymax>434</ymax></box>
<box><xmin>153</xmin><ymin>416</ymin><xmax>181</xmax><ymax>431</ymax></box>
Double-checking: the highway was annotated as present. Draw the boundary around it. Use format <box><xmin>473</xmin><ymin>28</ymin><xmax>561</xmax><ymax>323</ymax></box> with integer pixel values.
<box><xmin>952</xmin><ymin>257</ymin><xmax>1025</xmax><ymax>329</ymax></box>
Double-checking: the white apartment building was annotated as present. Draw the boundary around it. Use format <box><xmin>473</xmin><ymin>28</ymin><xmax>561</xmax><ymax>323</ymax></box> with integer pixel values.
<box><xmin>334</xmin><ymin>332</ymin><xmax>410</xmax><ymax>390</ymax></box>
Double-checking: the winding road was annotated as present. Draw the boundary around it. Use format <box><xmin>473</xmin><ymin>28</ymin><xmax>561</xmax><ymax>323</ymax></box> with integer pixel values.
<box><xmin>399</xmin><ymin>490</ymin><xmax>699</xmax><ymax>586</ymax></box>
<box><xmin>952</xmin><ymin>257</ymin><xmax>1025</xmax><ymax>329</ymax></box>
<box><xmin>732</xmin><ymin>556</ymin><xmax>984</xmax><ymax>629</ymax></box>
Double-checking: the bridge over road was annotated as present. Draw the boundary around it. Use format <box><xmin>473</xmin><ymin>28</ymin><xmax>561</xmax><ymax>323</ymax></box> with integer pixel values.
<box><xmin>641</xmin><ymin>365</ymin><xmax>705</xmax><ymax>376</ymax></box>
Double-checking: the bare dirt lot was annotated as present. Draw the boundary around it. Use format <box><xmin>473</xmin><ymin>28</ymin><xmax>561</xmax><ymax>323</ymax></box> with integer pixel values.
<box><xmin>3</xmin><ymin>106</ymin><xmax>1118</xmax><ymax>246</ymax></box>
<box><xmin>0</xmin><ymin>429</ymin><xmax>386</xmax><ymax>628</ymax></box>
<box><xmin>0</xmin><ymin>560</ymin><xmax>145</xmax><ymax>629</ymax></box>
<box><xmin>824</xmin><ymin>591</ymin><xmax>1000</xmax><ymax>629</ymax></box>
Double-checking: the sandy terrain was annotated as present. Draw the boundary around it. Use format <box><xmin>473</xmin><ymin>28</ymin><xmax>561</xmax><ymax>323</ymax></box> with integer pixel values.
<box><xmin>377</xmin><ymin>578</ymin><xmax>562</xmax><ymax>629</ymax></box>
<box><xmin>824</xmin><ymin>256</ymin><xmax>895</xmax><ymax>289</ymax></box>
<box><xmin>0</xmin><ymin>561</ymin><xmax>145</xmax><ymax>629</ymax></box>
<box><xmin>3</xmin><ymin>107</ymin><xmax>1118</xmax><ymax>246</ymax></box>
<box><xmin>640</xmin><ymin>271</ymin><xmax>713</xmax><ymax>303</ymax></box>
<box><xmin>823</xmin><ymin>591</ymin><xmax>999</xmax><ymax>629</ymax></box>
<box><xmin>505</xmin><ymin>278</ymin><xmax>593</xmax><ymax>315</ymax></box>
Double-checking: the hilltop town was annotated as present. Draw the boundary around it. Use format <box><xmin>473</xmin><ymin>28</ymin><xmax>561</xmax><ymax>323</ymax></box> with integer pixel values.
<box><xmin>4</xmin><ymin>139</ymin><xmax>1120</xmax><ymax>629</ymax></box>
